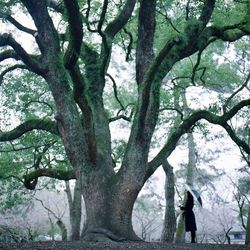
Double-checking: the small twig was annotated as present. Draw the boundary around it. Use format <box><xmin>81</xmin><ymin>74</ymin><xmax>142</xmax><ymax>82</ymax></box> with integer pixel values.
<box><xmin>123</xmin><ymin>27</ymin><xmax>133</xmax><ymax>61</ymax></box>
<box><xmin>106</xmin><ymin>73</ymin><xmax>125</xmax><ymax>110</ymax></box>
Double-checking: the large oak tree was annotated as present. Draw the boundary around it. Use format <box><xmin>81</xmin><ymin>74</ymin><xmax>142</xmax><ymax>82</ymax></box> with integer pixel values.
<box><xmin>0</xmin><ymin>0</ymin><xmax>249</xmax><ymax>241</ymax></box>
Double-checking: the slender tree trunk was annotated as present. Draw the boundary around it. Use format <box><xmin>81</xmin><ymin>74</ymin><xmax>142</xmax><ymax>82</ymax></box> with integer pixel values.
<box><xmin>161</xmin><ymin>161</ymin><xmax>176</xmax><ymax>242</ymax></box>
<box><xmin>245</xmin><ymin>205</ymin><xmax>250</xmax><ymax>245</ymax></box>
<box><xmin>57</xmin><ymin>220</ymin><xmax>68</xmax><ymax>241</ymax></box>
<box><xmin>175</xmin><ymin>89</ymin><xmax>197</xmax><ymax>243</ymax></box>
<box><xmin>65</xmin><ymin>179</ymin><xmax>82</xmax><ymax>240</ymax></box>
<box><xmin>175</xmin><ymin>132</ymin><xmax>196</xmax><ymax>243</ymax></box>
<box><xmin>175</xmin><ymin>215</ymin><xmax>186</xmax><ymax>243</ymax></box>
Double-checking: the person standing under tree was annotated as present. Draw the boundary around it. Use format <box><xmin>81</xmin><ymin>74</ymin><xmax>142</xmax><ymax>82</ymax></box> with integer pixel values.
<box><xmin>180</xmin><ymin>191</ymin><xmax>197</xmax><ymax>243</ymax></box>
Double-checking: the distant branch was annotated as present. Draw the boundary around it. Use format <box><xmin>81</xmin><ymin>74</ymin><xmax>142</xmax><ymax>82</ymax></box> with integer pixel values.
<box><xmin>97</xmin><ymin>0</ymin><xmax>108</xmax><ymax>33</ymax></box>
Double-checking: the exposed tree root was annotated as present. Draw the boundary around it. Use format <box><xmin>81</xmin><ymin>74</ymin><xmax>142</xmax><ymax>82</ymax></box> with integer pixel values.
<box><xmin>82</xmin><ymin>228</ymin><xmax>133</xmax><ymax>242</ymax></box>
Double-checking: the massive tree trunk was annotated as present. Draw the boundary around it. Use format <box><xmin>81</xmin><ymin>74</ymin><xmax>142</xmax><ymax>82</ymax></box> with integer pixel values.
<box><xmin>81</xmin><ymin>172</ymin><xmax>142</xmax><ymax>241</ymax></box>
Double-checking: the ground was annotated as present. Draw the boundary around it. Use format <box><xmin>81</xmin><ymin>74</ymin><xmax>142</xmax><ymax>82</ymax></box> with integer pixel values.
<box><xmin>0</xmin><ymin>241</ymin><xmax>249</xmax><ymax>250</ymax></box>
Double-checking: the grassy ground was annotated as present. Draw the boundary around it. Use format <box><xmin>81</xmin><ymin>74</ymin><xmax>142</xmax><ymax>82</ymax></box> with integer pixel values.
<box><xmin>0</xmin><ymin>241</ymin><xmax>249</xmax><ymax>250</ymax></box>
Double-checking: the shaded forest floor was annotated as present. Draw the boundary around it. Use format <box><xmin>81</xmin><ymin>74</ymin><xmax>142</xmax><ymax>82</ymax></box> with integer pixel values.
<box><xmin>0</xmin><ymin>241</ymin><xmax>249</xmax><ymax>250</ymax></box>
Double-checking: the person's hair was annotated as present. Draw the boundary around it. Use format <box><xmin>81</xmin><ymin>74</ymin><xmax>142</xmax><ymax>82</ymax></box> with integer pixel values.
<box><xmin>187</xmin><ymin>191</ymin><xmax>193</xmax><ymax>201</ymax></box>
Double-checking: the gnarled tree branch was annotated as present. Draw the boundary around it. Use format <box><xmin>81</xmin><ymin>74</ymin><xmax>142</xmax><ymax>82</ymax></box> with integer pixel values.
<box><xmin>199</xmin><ymin>0</ymin><xmax>216</xmax><ymax>28</ymax></box>
<box><xmin>0</xmin><ymin>119</ymin><xmax>59</xmax><ymax>142</ymax></box>
<box><xmin>63</xmin><ymin>0</ymin><xmax>83</xmax><ymax>69</ymax></box>
<box><xmin>0</xmin><ymin>34</ymin><xmax>46</xmax><ymax>75</ymax></box>
<box><xmin>146</xmin><ymin>99</ymin><xmax>250</xmax><ymax>179</ymax></box>
<box><xmin>5</xmin><ymin>15</ymin><xmax>36</xmax><ymax>35</ymax></box>
<box><xmin>0</xmin><ymin>64</ymin><xmax>28</xmax><ymax>86</ymax></box>
<box><xmin>24</xmin><ymin>168</ymin><xmax>75</xmax><ymax>190</ymax></box>
<box><xmin>0</xmin><ymin>49</ymin><xmax>19</xmax><ymax>62</ymax></box>
<box><xmin>104</xmin><ymin>0</ymin><xmax>136</xmax><ymax>39</ymax></box>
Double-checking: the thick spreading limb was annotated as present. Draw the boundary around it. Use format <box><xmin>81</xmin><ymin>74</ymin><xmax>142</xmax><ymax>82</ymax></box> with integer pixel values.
<box><xmin>146</xmin><ymin>99</ymin><xmax>250</xmax><ymax>179</ymax></box>
<box><xmin>0</xmin><ymin>34</ymin><xmax>46</xmax><ymax>75</ymax></box>
<box><xmin>24</xmin><ymin>168</ymin><xmax>75</xmax><ymax>190</ymax></box>
<box><xmin>0</xmin><ymin>119</ymin><xmax>59</xmax><ymax>142</ymax></box>
<box><xmin>104</xmin><ymin>0</ymin><xmax>136</xmax><ymax>39</ymax></box>
<box><xmin>5</xmin><ymin>15</ymin><xmax>36</xmax><ymax>35</ymax></box>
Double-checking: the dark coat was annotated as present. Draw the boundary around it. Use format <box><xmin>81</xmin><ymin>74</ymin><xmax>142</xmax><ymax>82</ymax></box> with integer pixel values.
<box><xmin>180</xmin><ymin>195</ymin><xmax>197</xmax><ymax>232</ymax></box>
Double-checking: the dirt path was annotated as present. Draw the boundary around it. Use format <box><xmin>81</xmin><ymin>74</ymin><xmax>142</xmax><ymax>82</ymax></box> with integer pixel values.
<box><xmin>0</xmin><ymin>241</ymin><xmax>249</xmax><ymax>250</ymax></box>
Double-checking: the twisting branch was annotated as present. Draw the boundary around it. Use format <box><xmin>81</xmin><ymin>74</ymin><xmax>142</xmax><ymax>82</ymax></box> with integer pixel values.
<box><xmin>106</xmin><ymin>73</ymin><xmax>125</xmax><ymax>110</ymax></box>
<box><xmin>159</xmin><ymin>107</ymin><xmax>184</xmax><ymax>120</ymax></box>
<box><xmin>23</xmin><ymin>168</ymin><xmax>75</xmax><ymax>190</ymax></box>
<box><xmin>123</xmin><ymin>27</ymin><xmax>133</xmax><ymax>61</ymax></box>
<box><xmin>191</xmin><ymin>37</ymin><xmax>216</xmax><ymax>84</ymax></box>
<box><xmin>185</xmin><ymin>0</ymin><xmax>191</xmax><ymax>21</ymax></box>
<box><xmin>97</xmin><ymin>0</ymin><xmax>108</xmax><ymax>33</ymax></box>
<box><xmin>109</xmin><ymin>115</ymin><xmax>132</xmax><ymax>123</ymax></box>
<box><xmin>0</xmin><ymin>64</ymin><xmax>29</xmax><ymax>86</ymax></box>
<box><xmin>210</xmin><ymin>21</ymin><xmax>249</xmax><ymax>42</ymax></box>
<box><xmin>0</xmin><ymin>34</ymin><xmax>46</xmax><ymax>75</ymax></box>
<box><xmin>5</xmin><ymin>15</ymin><xmax>36</xmax><ymax>35</ymax></box>
<box><xmin>199</xmin><ymin>0</ymin><xmax>216</xmax><ymax>28</ymax></box>
<box><xmin>104</xmin><ymin>0</ymin><xmax>136</xmax><ymax>39</ymax></box>
<box><xmin>63</xmin><ymin>0</ymin><xmax>83</xmax><ymax>69</ymax></box>
<box><xmin>0</xmin><ymin>119</ymin><xmax>59</xmax><ymax>142</ymax></box>
<box><xmin>24</xmin><ymin>100</ymin><xmax>55</xmax><ymax>117</ymax></box>
<box><xmin>146</xmin><ymin>99</ymin><xmax>250</xmax><ymax>179</ymax></box>
<box><xmin>156</xmin><ymin>10</ymin><xmax>181</xmax><ymax>34</ymax></box>
<box><xmin>0</xmin><ymin>49</ymin><xmax>19</xmax><ymax>62</ymax></box>
<box><xmin>223</xmin><ymin>72</ymin><xmax>250</xmax><ymax>113</ymax></box>
<box><xmin>85</xmin><ymin>0</ymin><xmax>97</xmax><ymax>32</ymax></box>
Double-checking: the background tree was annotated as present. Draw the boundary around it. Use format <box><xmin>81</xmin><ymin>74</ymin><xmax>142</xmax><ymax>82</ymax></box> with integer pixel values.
<box><xmin>0</xmin><ymin>0</ymin><xmax>249</xmax><ymax>241</ymax></box>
